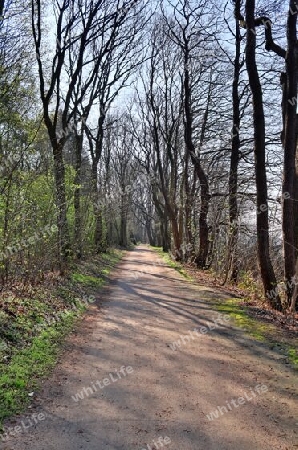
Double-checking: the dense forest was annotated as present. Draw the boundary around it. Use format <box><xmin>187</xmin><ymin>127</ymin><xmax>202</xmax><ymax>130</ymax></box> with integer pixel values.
<box><xmin>0</xmin><ymin>0</ymin><xmax>298</xmax><ymax>312</ymax></box>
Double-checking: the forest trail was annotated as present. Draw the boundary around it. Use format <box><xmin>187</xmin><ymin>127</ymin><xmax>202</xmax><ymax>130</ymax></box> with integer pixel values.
<box><xmin>3</xmin><ymin>245</ymin><xmax>297</xmax><ymax>450</ymax></box>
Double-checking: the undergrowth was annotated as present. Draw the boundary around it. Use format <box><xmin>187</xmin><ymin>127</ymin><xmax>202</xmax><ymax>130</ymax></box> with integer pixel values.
<box><xmin>0</xmin><ymin>249</ymin><xmax>123</xmax><ymax>428</ymax></box>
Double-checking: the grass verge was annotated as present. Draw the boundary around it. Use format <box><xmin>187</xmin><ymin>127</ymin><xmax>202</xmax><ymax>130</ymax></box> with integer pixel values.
<box><xmin>212</xmin><ymin>296</ymin><xmax>298</xmax><ymax>368</ymax></box>
<box><xmin>0</xmin><ymin>249</ymin><xmax>123</xmax><ymax>428</ymax></box>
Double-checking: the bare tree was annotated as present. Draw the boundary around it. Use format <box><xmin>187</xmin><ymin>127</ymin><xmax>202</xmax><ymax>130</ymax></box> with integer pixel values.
<box><xmin>31</xmin><ymin>0</ymin><xmax>132</xmax><ymax>261</ymax></box>
<box><xmin>82</xmin><ymin>0</ymin><xmax>146</xmax><ymax>252</ymax></box>
<box><xmin>162</xmin><ymin>0</ymin><xmax>217</xmax><ymax>267</ymax></box>
<box><xmin>222</xmin><ymin>0</ymin><xmax>243</xmax><ymax>283</ymax></box>
<box><xmin>236</xmin><ymin>0</ymin><xmax>297</xmax><ymax>309</ymax></box>
<box><xmin>243</xmin><ymin>0</ymin><xmax>281</xmax><ymax>309</ymax></box>
<box><xmin>140</xmin><ymin>27</ymin><xmax>184</xmax><ymax>258</ymax></box>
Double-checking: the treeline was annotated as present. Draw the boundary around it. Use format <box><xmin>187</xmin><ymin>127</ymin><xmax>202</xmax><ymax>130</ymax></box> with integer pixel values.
<box><xmin>0</xmin><ymin>0</ymin><xmax>146</xmax><ymax>283</ymax></box>
<box><xmin>0</xmin><ymin>0</ymin><xmax>297</xmax><ymax>311</ymax></box>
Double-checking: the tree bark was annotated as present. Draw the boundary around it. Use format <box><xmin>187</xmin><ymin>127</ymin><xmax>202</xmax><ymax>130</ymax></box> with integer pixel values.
<box><xmin>145</xmin><ymin>218</ymin><xmax>155</xmax><ymax>246</ymax></box>
<box><xmin>282</xmin><ymin>0</ymin><xmax>298</xmax><ymax>305</ymax></box>
<box><xmin>0</xmin><ymin>0</ymin><xmax>4</xmax><ymax>20</ymax></box>
<box><xmin>92</xmin><ymin>161</ymin><xmax>104</xmax><ymax>253</ymax></box>
<box><xmin>226</xmin><ymin>4</ymin><xmax>241</xmax><ymax>283</ymax></box>
<box><xmin>245</xmin><ymin>0</ymin><xmax>282</xmax><ymax>310</ymax></box>
<box><xmin>74</xmin><ymin>129</ymin><xmax>83</xmax><ymax>259</ymax></box>
<box><xmin>183</xmin><ymin>49</ymin><xmax>210</xmax><ymax>268</ymax></box>
<box><xmin>119</xmin><ymin>187</ymin><xmax>127</xmax><ymax>247</ymax></box>
<box><xmin>184</xmin><ymin>152</ymin><xmax>194</xmax><ymax>260</ymax></box>
<box><xmin>53</xmin><ymin>142</ymin><xmax>70</xmax><ymax>264</ymax></box>
<box><xmin>86</xmin><ymin>112</ymin><xmax>106</xmax><ymax>254</ymax></box>
<box><xmin>161</xmin><ymin>211</ymin><xmax>170</xmax><ymax>252</ymax></box>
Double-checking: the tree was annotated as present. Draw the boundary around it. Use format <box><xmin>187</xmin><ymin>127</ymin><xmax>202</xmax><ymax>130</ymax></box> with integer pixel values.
<box><xmin>162</xmin><ymin>0</ymin><xmax>217</xmax><ymax>267</ymax></box>
<box><xmin>236</xmin><ymin>0</ymin><xmax>297</xmax><ymax>309</ymax></box>
<box><xmin>81</xmin><ymin>0</ymin><xmax>146</xmax><ymax>252</ymax></box>
<box><xmin>137</xmin><ymin>26</ymin><xmax>184</xmax><ymax>258</ymax></box>
<box><xmin>223</xmin><ymin>0</ymin><xmax>243</xmax><ymax>283</ymax></box>
<box><xmin>243</xmin><ymin>0</ymin><xmax>282</xmax><ymax>310</ymax></box>
<box><xmin>31</xmin><ymin>0</ymin><xmax>133</xmax><ymax>261</ymax></box>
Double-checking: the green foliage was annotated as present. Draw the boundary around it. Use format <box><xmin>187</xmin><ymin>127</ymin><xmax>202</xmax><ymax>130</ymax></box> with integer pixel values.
<box><xmin>71</xmin><ymin>272</ymin><xmax>105</xmax><ymax>288</ymax></box>
<box><xmin>288</xmin><ymin>348</ymin><xmax>298</xmax><ymax>366</ymax></box>
<box><xmin>238</xmin><ymin>272</ymin><xmax>263</xmax><ymax>299</ymax></box>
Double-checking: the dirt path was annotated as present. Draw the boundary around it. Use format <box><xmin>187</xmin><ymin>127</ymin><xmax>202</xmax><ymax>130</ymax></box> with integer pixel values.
<box><xmin>2</xmin><ymin>246</ymin><xmax>297</xmax><ymax>450</ymax></box>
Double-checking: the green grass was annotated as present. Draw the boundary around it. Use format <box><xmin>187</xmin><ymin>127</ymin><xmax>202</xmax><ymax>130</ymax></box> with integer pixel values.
<box><xmin>71</xmin><ymin>272</ymin><xmax>105</xmax><ymax>288</ymax></box>
<box><xmin>0</xmin><ymin>311</ymin><xmax>79</xmax><ymax>427</ymax></box>
<box><xmin>288</xmin><ymin>348</ymin><xmax>298</xmax><ymax>366</ymax></box>
<box><xmin>211</xmin><ymin>297</ymin><xmax>298</xmax><ymax>368</ymax></box>
<box><xmin>0</xmin><ymin>248</ymin><xmax>123</xmax><ymax>428</ymax></box>
<box><xmin>214</xmin><ymin>298</ymin><xmax>271</xmax><ymax>341</ymax></box>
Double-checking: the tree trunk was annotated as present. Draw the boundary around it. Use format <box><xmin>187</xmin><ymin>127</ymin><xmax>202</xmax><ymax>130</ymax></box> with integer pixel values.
<box><xmin>0</xmin><ymin>0</ymin><xmax>4</xmax><ymax>20</ymax></box>
<box><xmin>145</xmin><ymin>218</ymin><xmax>155</xmax><ymax>246</ymax></box>
<box><xmin>293</xmin><ymin>117</ymin><xmax>298</xmax><ymax>310</ymax></box>
<box><xmin>119</xmin><ymin>191</ymin><xmax>127</xmax><ymax>247</ymax></box>
<box><xmin>194</xmin><ymin>167</ymin><xmax>209</xmax><ymax>268</ymax></box>
<box><xmin>226</xmin><ymin>9</ymin><xmax>241</xmax><ymax>283</ymax></box>
<box><xmin>92</xmin><ymin>161</ymin><xmax>104</xmax><ymax>253</ymax></box>
<box><xmin>183</xmin><ymin>50</ymin><xmax>209</xmax><ymax>268</ymax></box>
<box><xmin>184</xmin><ymin>153</ymin><xmax>194</xmax><ymax>260</ymax></box>
<box><xmin>161</xmin><ymin>212</ymin><xmax>170</xmax><ymax>252</ymax></box>
<box><xmin>282</xmin><ymin>0</ymin><xmax>298</xmax><ymax>306</ymax></box>
<box><xmin>245</xmin><ymin>0</ymin><xmax>282</xmax><ymax>310</ymax></box>
<box><xmin>89</xmin><ymin>113</ymin><xmax>106</xmax><ymax>254</ymax></box>
<box><xmin>74</xmin><ymin>132</ymin><xmax>83</xmax><ymax>259</ymax></box>
<box><xmin>53</xmin><ymin>143</ymin><xmax>70</xmax><ymax>264</ymax></box>
<box><xmin>294</xmin><ymin>120</ymin><xmax>298</xmax><ymax>253</ymax></box>
<box><xmin>170</xmin><ymin>214</ymin><xmax>182</xmax><ymax>260</ymax></box>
